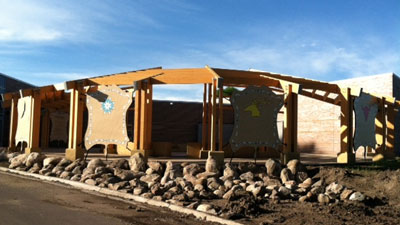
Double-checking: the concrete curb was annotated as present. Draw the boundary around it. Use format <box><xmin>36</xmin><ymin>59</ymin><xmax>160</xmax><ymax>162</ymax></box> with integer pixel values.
<box><xmin>0</xmin><ymin>167</ymin><xmax>243</xmax><ymax>225</ymax></box>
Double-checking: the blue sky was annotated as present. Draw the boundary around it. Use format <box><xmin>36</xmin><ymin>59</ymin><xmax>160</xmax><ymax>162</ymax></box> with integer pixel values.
<box><xmin>0</xmin><ymin>0</ymin><xmax>399</xmax><ymax>101</ymax></box>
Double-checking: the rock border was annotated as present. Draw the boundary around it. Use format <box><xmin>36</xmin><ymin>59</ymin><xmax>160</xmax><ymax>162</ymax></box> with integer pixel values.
<box><xmin>0</xmin><ymin>167</ymin><xmax>243</xmax><ymax>225</ymax></box>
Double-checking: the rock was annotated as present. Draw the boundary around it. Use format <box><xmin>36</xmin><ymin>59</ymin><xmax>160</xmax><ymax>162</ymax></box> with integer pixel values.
<box><xmin>85</xmin><ymin>179</ymin><xmax>97</xmax><ymax>185</ymax></box>
<box><xmin>246</xmin><ymin>184</ymin><xmax>263</xmax><ymax>197</ymax></box>
<box><xmin>7</xmin><ymin>152</ymin><xmax>20</xmax><ymax>162</ymax></box>
<box><xmin>0</xmin><ymin>151</ymin><xmax>8</xmax><ymax>162</ymax></box>
<box><xmin>133</xmin><ymin>187</ymin><xmax>145</xmax><ymax>195</ymax></box>
<box><xmin>147</xmin><ymin>162</ymin><xmax>164</xmax><ymax>175</ymax></box>
<box><xmin>161</xmin><ymin>161</ymin><xmax>182</xmax><ymax>185</ymax></box>
<box><xmin>299</xmin><ymin>195</ymin><xmax>308</xmax><ymax>202</ymax></box>
<box><xmin>72</xmin><ymin>166</ymin><xmax>82</xmax><ymax>175</ymax></box>
<box><xmin>223</xmin><ymin>163</ymin><xmax>237</xmax><ymax>178</ymax></box>
<box><xmin>224</xmin><ymin>179</ymin><xmax>233</xmax><ymax>190</ymax></box>
<box><xmin>141</xmin><ymin>192</ymin><xmax>153</xmax><ymax>199</ymax></box>
<box><xmin>129</xmin><ymin>153</ymin><xmax>146</xmax><ymax>172</ymax></box>
<box><xmin>28</xmin><ymin>163</ymin><xmax>42</xmax><ymax>173</ymax></box>
<box><xmin>106</xmin><ymin>176</ymin><xmax>121</xmax><ymax>184</ymax></box>
<box><xmin>152</xmin><ymin>196</ymin><xmax>163</xmax><ymax>201</ymax></box>
<box><xmin>318</xmin><ymin>193</ymin><xmax>330</xmax><ymax>204</ymax></box>
<box><xmin>114</xmin><ymin>168</ymin><xmax>135</xmax><ymax>181</ymax></box>
<box><xmin>87</xmin><ymin>158</ymin><xmax>105</xmax><ymax>170</ymax></box>
<box><xmin>183</xmin><ymin>163</ymin><xmax>202</xmax><ymax>177</ymax></box>
<box><xmin>25</xmin><ymin>152</ymin><xmax>46</xmax><ymax>168</ymax></box>
<box><xmin>349</xmin><ymin>192</ymin><xmax>365</xmax><ymax>201</ymax></box>
<box><xmin>172</xmin><ymin>193</ymin><xmax>188</xmax><ymax>202</ymax></box>
<box><xmin>109</xmin><ymin>181</ymin><xmax>128</xmax><ymax>191</ymax></box>
<box><xmin>194</xmin><ymin>184</ymin><xmax>204</xmax><ymax>192</ymax></box>
<box><xmin>56</xmin><ymin>158</ymin><xmax>72</xmax><ymax>167</ymax></box>
<box><xmin>196</xmin><ymin>204</ymin><xmax>216</xmax><ymax>215</ymax></box>
<box><xmin>263</xmin><ymin>177</ymin><xmax>282</xmax><ymax>187</ymax></box>
<box><xmin>65</xmin><ymin>159</ymin><xmax>82</xmax><ymax>171</ymax></box>
<box><xmin>265</xmin><ymin>159</ymin><xmax>281</xmax><ymax>177</ymax></box>
<box><xmin>278</xmin><ymin>186</ymin><xmax>291</xmax><ymax>197</ymax></box>
<box><xmin>286</xmin><ymin>159</ymin><xmax>305</xmax><ymax>175</ymax></box>
<box><xmin>140</xmin><ymin>174</ymin><xmax>161</xmax><ymax>185</ymax></box>
<box><xmin>340</xmin><ymin>189</ymin><xmax>354</xmax><ymax>201</ymax></box>
<box><xmin>295</xmin><ymin>171</ymin><xmax>309</xmax><ymax>183</ymax></box>
<box><xmin>312</xmin><ymin>179</ymin><xmax>324</xmax><ymax>188</ymax></box>
<box><xmin>310</xmin><ymin>186</ymin><xmax>324</xmax><ymax>195</ymax></box>
<box><xmin>70</xmin><ymin>174</ymin><xmax>81</xmax><ymax>181</ymax></box>
<box><xmin>298</xmin><ymin>178</ymin><xmax>313</xmax><ymax>189</ymax></box>
<box><xmin>43</xmin><ymin>157</ymin><xmax>62</xmax><ymax>168</ymax></box>
<box><xmin>9</xmin><ymin>154</ymin><xmax>27</xmax><ymax>169</ymax></box>
<box><xmin>196</xmin><ymin>172</ymin><xmax>218</xmax><ymax>180</ymax></box>
<box><xmin>325</xmin><ymin>182</ymin><xmax>344</xmax><ymax>195</ymax></box>
<box><xmin>109</xmin><ymin>158</ymin><xmax>129</xmax><ymax>170</ymax></box>
<box><xmin>95</xmin><ymin>166</ymin><xmax>110</xmax><ymax>175</ymax></box>
<box><xmin>213</xmin><ymin>189</ymin><xmax>224</xmax><ymax>198</ymax></box>
<box><xmin>280</xmin><ymin>168</ymin><xmax>292</xmax><ymax>183</ymax></box>
<box><xmin>239</xmin><ymin>171</ymin><xmax>254</xmax><ymax>181</ymax></box>
<box><xmin>51</xmin><ymin>165</ymin><xmax>64</xmax><ymax>174</ymax></box>
<box><xmin>150</xmin><ymin>183</ymin><xmax>164</xmax><ymax>195</ymax></box>
<box><xmin>60</xmin><ymin>171</ymin><xmax>73</xmax><ymax>179</ymax></box>
<box><xmin>295</xmin><ymin>188</ymin><xmax>307</xmax><ymax>194</ymax></box>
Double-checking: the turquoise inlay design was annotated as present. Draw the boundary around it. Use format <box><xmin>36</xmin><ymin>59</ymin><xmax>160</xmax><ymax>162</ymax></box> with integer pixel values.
<box><xmin>102</xmin><ymin>98</ymin><xmax>114</xmax><ymax>114</ymax></box>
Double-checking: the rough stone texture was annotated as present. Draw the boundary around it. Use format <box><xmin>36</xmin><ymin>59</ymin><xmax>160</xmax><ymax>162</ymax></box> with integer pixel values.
<box><xmin>87</xmin><ymin>159</ymin><xmax>105</xmax><ymax>170</ymax></box>
<box><xmin>205</xmin><ymin>155</ymin><xmax>218</xmax><ymax>173</ymax></box>
<box><xmin>85</xmin><ymin>179</ymin><xmax>97</xmax><ymax>186</ymax></box>
<box><xmin>286</xmin><ymin>159</ymin><xmax>305</xmax><ymax>175</ymax></box>
<box><xmin>161</xmin><ymin>161</ymin><xmax>182</xmax><ymax>185</ymax></box>
<box><xmin>325</xmin><ymin>182</ymin><xmax>344</xmax><ymax>195</ymax></box>
<box><xmin>349</xmin><ymin>192</ymin><xmax>365</xmax><ymax>201</ymax></box>
<box><xmin>280</xmin><ymin>168</ymin><xmax>292</xmax><ymax>183</ymax></box>
<box><xmin>109</xmin><ymin>159</ymin><xmax>129</xmax><ymax>170</ymax></box>
<box><xmin>265</xmin><ymin>159</ymin><xmax>281</xmax><ymax>177</ymax></box>
<box><xmin>129</xmin><ymin>153</ymin><xmax>146</xmax><ymax>173</ymax></box>
<box><xmin>56</xmin><ymin>158</ymin><xmax>72</xmax><ymax>168</ymax></box>
<box><xmin>25</xmin><ymin>152</ymin><xmax>46</xmax><ymax>168</ymax></box>
<box><xmin>318</xmin><ymin>193</ymin><xmax>330</xmax><ymax>204</ymax></box>
<box><xmin>223</xmin><ymin>163</ymin><xmax>237</xmax><ymax>179</ymax></box>
<box><xmin>340</xmin><ymin>189</ymin><xmax>354</xmax><ymax>201</ymax></box>
<box><xmin>114</xmin><ymin>168</ymin><xmax>135</xmax><ymax>181</ymax></box>
<box><xmin>147</xmin><ymin>162</ymin><xmax>164</xmax><ymax>175</ymax></box>
<box><xmin>183</xmin><ymin>163</ymin><xmax>202</xmax><ymax>177</ymax></box>
<box><xmin>43</xmin><ymin>157</ymin><xmax>62</xmax><ymax>168</ymax></box>
<box><xmin>239</xmin><ymin>171</ymin><xmax>254</xmax><ymax>182</ymax></box>
<box><xmin>196</xmin><ymin>204</ymin><xmax>216</xmax><ymax>215</ymax></box>
<box><xmin>9</xmin><ymin>154</ymin><xmax>27</xmax><ymax>169</ymax></box>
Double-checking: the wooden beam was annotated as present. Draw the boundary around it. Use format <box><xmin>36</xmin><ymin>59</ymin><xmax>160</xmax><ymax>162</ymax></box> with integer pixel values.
<box><xmin>337</xmin><ymin>87</ymin><xmax>355</xmax><ymax>164</ymax></box>
<box><xmin>145</xmin><ymin>80</ymin><xmax>153</xmax><ymax>150</ymax></box>
<box><xmin>386</xmin><ymin>104</ymin><xmax>396</xmax><ymax>154</ymax></box>
<box><xmin>375</xmin><ymin>98</ymin><xmax>386</xmax><ymax>154</ymax></box>
<box><xmin>139</xmin><ymin>81</ymin><xmax>147</xmax><ymax>150</ymax></box>
<box><xmin>300</xmin><ymin>90</ymin><xmax>339</xmax><ymax>105</ymax></box>
<box><xmin>207</xmin><ymin>83</ymin><xmax>212</xmax><ymax>150</ymax></box>
<box><xmin>40</xmin><ymin>109</ymin><xmax>50</xmax><ymax>148</ymax></box>
<box><xmin>25</xmin><ymin>91</ymin><xmax>42</xmax><ymax>153</ymax></box>
<box><xmin>133</xmin><ymin>82</ymin><xmax>141</xmax><ymax>150</ymax></box>
<box><xmin>201</xmin><ymin>84</ymin><xmax>207</xmax><ymax>150</ymax></box>
<box><xmin>218</xmin><ymin>84</ymin><xmax>224</xmax><ymax>151</ymax></box>
<box><xmin>8</xmin><ymin>98</ymin><xmax>18</xmax><ymax>151</ymax></box>
<box><xmin>210</xmin><ymin>79</ymin><xmax>217</xmax><ymax>151</ymax></box>
<box><xmin>283</xmin><ymin>85</ymin><xmax>298</xmax><ymax>153</ymax></box>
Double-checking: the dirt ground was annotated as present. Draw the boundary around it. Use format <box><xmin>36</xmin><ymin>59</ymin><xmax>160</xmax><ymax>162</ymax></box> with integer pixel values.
<box><xmin>219</xmin><ymin>165</ymin><xmax>400</xmax><ymax>225</ymax></box>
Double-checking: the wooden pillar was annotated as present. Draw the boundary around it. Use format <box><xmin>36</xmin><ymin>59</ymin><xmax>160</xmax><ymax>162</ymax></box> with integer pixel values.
<box><xmin>218</xmin><ymin>85</ymin><xmax>224</xmax><ymax>151</ymax></box>
<box><xmin>207</xmin><ymin>83</ymin><xmax>212</xmax><ymax>150</ymax></box>
<box><xmin>133</xmin><ymin>81</ymin><xmax>141</xmax><ymax>150</ymax></box>
<box><xmin>40</xmin><ymin>109</ymin><xmax>50</xmax><ymax>149</ymax></box>
<box><xmin>7</xmin><ymin>97</ymin><xmax>18</xmax><ymax>152</ymax></box>
<box><xmin>145</xmin><ymin>80</ymin><xmax>153</xmax><ymax>151</ymax></box>
<box><xmin>65</xmin><ymin>85</ymin><xmax>84</xmax><ymax>160</ymax></box>
<box><xmin>282</xmin><ymin>84</ymin><xmax>299</xmax><ymax>164</ymax></box>
<box><xmin>337</xmin><ymin>88</ymin><xmax>355</xmax><ymax>164</ymax></box>
<box><xmin>386</xmin><ymin>104</ymin><xmax>396</xmax><ymax>157</ymax></box>
<box><xmin>210</xmin><ymin>79</ymin><xmax>217</xmax><ymax>151</ymax></box>
<box><xmin>201</xmin><ymin>84</ymin><xmax>207</xmax><ymax>150</ymax></box>
<box><xmin>25</xmin><ymin>91</ymin><xmax>42</xmax><ymax>154</ymax></box>
<box><xmin>375</xmin><ymin>98</ymin><xmax>386</xmax><ymax>154</ymax></box>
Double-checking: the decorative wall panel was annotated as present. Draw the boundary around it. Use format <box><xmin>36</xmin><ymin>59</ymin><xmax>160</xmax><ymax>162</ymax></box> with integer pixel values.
<box><xmin>85</xmin><ymin>85</ymin><xmax>132</xmax><ymax>149</ymax></box>
<box><xmin>49</xmin><ymin>111</ymin><xmax>69</xmax><ymax>143</ymax></box>
<box><xmin>230</xmin><ymin>86</ymin><xmax>284</xmax><ymax>151</ymax></box>
<box><xmin>15</xmin><ymin>96</ymin><xmax>32</xmax><ymax>145</ymax></box>
<box><xmin>354</xmin><ymin>92</ymin><xmax>378</xmax><ymax>150</ymax></box>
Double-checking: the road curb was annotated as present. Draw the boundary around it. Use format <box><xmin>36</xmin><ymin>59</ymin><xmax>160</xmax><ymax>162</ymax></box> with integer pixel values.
<box><xmin>0</xmin><ymin>167</ymin><xmax>243</xmax><ymax>225</ymax></box>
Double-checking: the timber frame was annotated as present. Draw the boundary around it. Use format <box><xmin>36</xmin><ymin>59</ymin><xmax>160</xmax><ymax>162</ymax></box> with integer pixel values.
<box><xmin>1</xmin><ymin>66</ymin><xmax>399</xmax><ymax>164</ymax></box>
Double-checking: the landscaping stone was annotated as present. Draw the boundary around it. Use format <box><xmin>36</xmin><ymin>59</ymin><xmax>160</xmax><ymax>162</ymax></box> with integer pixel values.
<box><xmin>109</xmin><ymin>158</ymin><xmax>129</xmax><ymax>170</ymax></box>
<box><xmin>280</xmin><ymin>168</ymin><xmax>292</xmax><ymax>183</ymax></box>
<box><xmin>340</xmin><ymin>189</ymin><xmax>354</xmax><ymax>201</ymax></box>
<box><xmin>56</xmin><ymin>158</ymin><xmax>72</xmax><ymax>168</ymax></box>
<box><xmin>183</xmin><ymin>163</ymin><xmax>202</xmax><ymax>177</ymax></box>
<box><xmin>205</xmin><ymin>154</ymin><xmax>218</xmax><ymax>173</ymax></box>
<box><xmin>239</xmin><ymin>171</ymin><xmax>254</xmax><ymax>182</ymax></box>
<box><xmin>25</xmin><ymin>152</ymin><xmax>46</xmax><ymax>168</ymax></box>
<box><xmin>349</xmin><ymin>192</ymin><xmax>365</xmax><ymax>201</ymax></box>
<box><xmin>265</xmin><ymin>158</ymin><xmax>281</xmax><ymax>177</ymax></box>
<box><xmin>318</xmin><ymin>193</ymin><xmax>330</xmax><ymax>204</ymax></box>
<box><xmin>129</xmin><ymin>153</ymin><xmax>146</xmax><ymax>172</ymax></box>
<box><xmin>43</xmin><ymin>157</ymin><xmax>62</xmax><ymax>168</ymax></box>
<box><xmin>9</xmin><ymin>154</ymin><xmax>27</xmax><ymax>169</ymax></box>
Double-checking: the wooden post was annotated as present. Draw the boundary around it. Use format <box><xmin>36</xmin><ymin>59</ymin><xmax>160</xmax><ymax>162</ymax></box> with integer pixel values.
<box><xmin>133</xmin><ymin>81</ymin><xmax>141</xmax><ymax>150</ymax></box>
<box><xmin>139</xmin><ymin>81</ymin><xmax>147</xmax><ymax>150</ymax></box>
<box><xmin>375</xmin><ymin>98</ymin><xmax>386</xmax><ymax>154</ymax></box>
<box><xmin>145</xmin><ymin>79</ymin><xmax>153</xmax><ymax>151</ymax></box>
<box><xmin>210</xmin><ymin>79</ymin><xmax>217</xmax><ymax>151</ymax></box>
<box><xmin>337</xmin><ymin>87</ymin><xmax>355</xmax><ymax>164</ymax></box>
<box><xmin>65</xmin><ymin>84</ymin><xmax>84</xmax><ymax>160</ymax></box>
<box><xmin>25</xmin><ymin>91</ymin><xmax>42</xmax><ymax>154</ymax></box>
<box><xmin>282</xmin><ymin>84</ymin><xmax>299</xmax><ymax>164</ymax></box>
<box><xmin>385</xmin><ymin>104</ymin><xmax>396</xmax><ymax>157</ymax></box>
<box><xmin>202</xmin><ymin>84</ymin><xmax>207</xmax><ymax>150</ymax></box>
<box><xmin>40</xmin><ymin>109</ymin><xmax>50</xmax><ymax>149</ymax></box>
<box><xmin>207</xmin><ymin>83</ymin><xmax>212</xmax><ymax>150</ymax></box>
<box><xmin>218</xmin><ymin>85</ymin><xmax>224</xmax><ymax>151</ymax></box>
<box><xmin>7</xmin><ymin>97</ymin><xmax>18</xmax><ymax>152</ymax></box>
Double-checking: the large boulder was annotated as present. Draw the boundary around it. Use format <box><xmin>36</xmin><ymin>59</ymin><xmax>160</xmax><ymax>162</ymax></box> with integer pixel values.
<box><xmin>129</xmin><ymin>153</ymin><xmax>146</xmax><ymax>172</ymax></box>
<box><xmin>25</xmin><ymin>152</ymin><xmax>46</xmax><ymax>168</ymax></box>
<box><xmin>9</xmin><ymin>154</ymin><xmax>27</xmax><ymax>169</ymax></box>
<box><xmin>205</xmin><ymin>155</ymin><xmax>218</xmax><ymax>173</ymax></box>
<box><xmin>286</xmin><ymin>159</ymin><xmax>305</xmax><ymax>175</ymax></box>
<box><xmin>160</xmin><ymin>161</ymin><xmax>182</xmax><ymax>185</ymax></box>
<box><xmin>87</xmin><ymin>158</ymin><xmax>105</xmax><ymax>170</ymax></box>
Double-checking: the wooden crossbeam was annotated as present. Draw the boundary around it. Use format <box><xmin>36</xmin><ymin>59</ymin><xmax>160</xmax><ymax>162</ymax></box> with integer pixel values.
<box><xmin>300</xmin><ymin>90</ymin><xmax>339</xmax><ymax>105</ymax></box>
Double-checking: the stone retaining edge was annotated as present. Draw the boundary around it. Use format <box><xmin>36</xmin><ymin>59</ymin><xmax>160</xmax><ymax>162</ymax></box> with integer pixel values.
<box><xmin>0</xmin><ymin>167</ymin><xmax>243</xmax><ymax>225</ymax></box>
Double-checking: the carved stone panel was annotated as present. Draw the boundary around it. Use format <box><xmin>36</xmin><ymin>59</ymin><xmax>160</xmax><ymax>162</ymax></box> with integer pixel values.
<box><xmin>354</xmin><ymin>93</ymin><xmax>378</xmax><ymax>150</ymax></box>
<box><xmin>85</xmin><ymin>85</ymin><xmax>132</xmax><ymax>150</ymax></box>
<box><xmin>230</xmin><ymin>86</ymin><xmax>284</xmax><ymax>152</ymax></box>
<box><xmin>15</xmin><ymin>96</ymin><xmax>32</xmax><ymax>145</ymax></box>
<box><xmin>50</xmin><ymin>111</ymin><xmax>69</xmax><ymax>143</ymax></box>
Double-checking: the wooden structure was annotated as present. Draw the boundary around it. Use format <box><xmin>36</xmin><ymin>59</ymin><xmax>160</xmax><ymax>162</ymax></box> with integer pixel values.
<box><xmin>1</xmin><ymin>66</ymin><xmax>399</xmax><ymax>164</ymax></box>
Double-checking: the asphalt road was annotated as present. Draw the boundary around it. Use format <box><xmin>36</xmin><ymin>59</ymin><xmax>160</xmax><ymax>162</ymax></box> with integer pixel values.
<box><xmin>0</xmin><ymin>171</ymin><xmax>213</xmax><ymax>225</ymax></box>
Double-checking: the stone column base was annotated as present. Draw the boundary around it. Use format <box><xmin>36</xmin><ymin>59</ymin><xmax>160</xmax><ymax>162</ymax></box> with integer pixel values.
<box><xmin>337</xmin><ymin>152</ymin><xmax>355</xmax><ymax>164</ymax></box>
<box><xmin>66</xmin><ymin>148</ymin><xmax>85</xmax><ymax>161</ymax></box>
<box><xmin>25</xmin><ymin>147</ymin><xmax>41</xmax><ymax>154</ymax></box>
<box><xmin>209</xmin><ymin>151</ymin><xmax>224</xmax><ymax>168</ymax></box>
<box><xmin>280</xmin><ymin>152</ymin><xmax>300</xmax><ymax>165</ymax></box>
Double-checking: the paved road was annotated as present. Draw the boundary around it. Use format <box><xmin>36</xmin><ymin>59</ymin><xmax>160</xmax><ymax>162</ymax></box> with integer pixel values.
<box><xmin>0</xmin><ymin>172</ymin><xmax>213</xmax><ymax>225</ymax></box>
